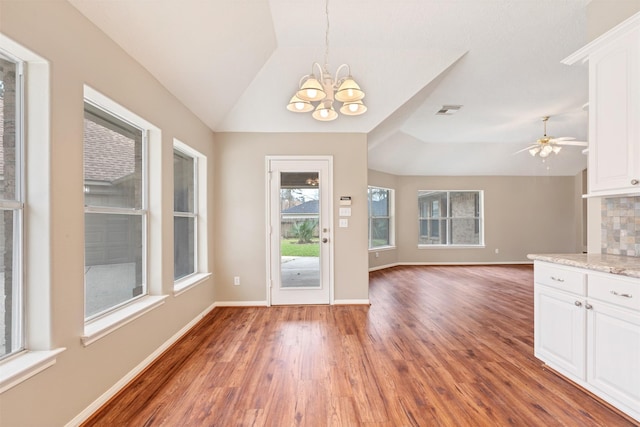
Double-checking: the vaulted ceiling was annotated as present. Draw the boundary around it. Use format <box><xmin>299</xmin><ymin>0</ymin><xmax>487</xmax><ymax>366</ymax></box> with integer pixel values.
<box><xmin>68</xmin><ymin>0</ymin><xmax>591</xmax><ymax>176</ymax></box>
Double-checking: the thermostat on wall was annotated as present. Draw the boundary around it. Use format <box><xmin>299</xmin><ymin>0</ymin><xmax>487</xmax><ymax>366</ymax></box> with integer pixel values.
<box><xmin>339</xmin><ymin>196</ymin><xmax>352</xmax><ymax>206</ymax></box>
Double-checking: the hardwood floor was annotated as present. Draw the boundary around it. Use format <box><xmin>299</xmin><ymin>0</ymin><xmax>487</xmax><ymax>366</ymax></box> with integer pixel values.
<box><xmin>83</xmin><ymin>265</ymin><xmax>638</xmax><ymax>426</ymax></box>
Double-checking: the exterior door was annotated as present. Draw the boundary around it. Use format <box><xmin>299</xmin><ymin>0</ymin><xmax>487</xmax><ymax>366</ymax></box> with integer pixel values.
<box><xmin>267</xmin><ymin>156</ymin><xmax>332</xmax><ymax>305</ymax></box>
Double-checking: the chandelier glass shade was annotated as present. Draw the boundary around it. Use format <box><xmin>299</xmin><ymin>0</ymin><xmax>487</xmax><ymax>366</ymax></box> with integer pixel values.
<box><xmin>288</xmin><ymin>63</ymin><xmax>366</xmax><ymax>122</ymax></box>
<box><xmin>286</xmin><ymin>0</ymin><xmax>366</xmax><ymax>121</ymax></box>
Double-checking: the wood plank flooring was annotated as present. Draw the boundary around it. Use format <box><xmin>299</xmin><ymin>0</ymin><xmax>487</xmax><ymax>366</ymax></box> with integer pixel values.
<box><xmin>83</xmin><ymin>265</ymin><xmax>638</xmax><ymax>426</ymax></box>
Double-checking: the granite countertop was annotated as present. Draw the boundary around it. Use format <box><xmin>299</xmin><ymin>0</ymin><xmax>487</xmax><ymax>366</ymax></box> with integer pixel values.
<box><xmin>527</xmin><ymin>253</ymin><xmax>640</xmax><ymax>279</ymax></box>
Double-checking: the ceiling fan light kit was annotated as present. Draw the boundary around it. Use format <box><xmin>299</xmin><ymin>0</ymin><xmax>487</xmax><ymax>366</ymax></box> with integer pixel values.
<box><xmin>517</xmin><ymin>115</ymin><xmax>588</xmax><ymax>159</ymax></box>
<box><xmin>287</xmin><ymin>0</ymin><xmax>366</xmax><ymax>121</ymax></box>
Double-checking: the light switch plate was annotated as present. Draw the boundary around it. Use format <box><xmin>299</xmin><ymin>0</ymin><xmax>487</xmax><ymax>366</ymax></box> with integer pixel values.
<box><xmin>339</xmin><ymin>218</ymin><xmax>348</xmax><ymax>228</ymax></box>
<box><xmin>339</xmin><ymin>207</ymin><xmax>352</xmax><ymax>217</ymax></box>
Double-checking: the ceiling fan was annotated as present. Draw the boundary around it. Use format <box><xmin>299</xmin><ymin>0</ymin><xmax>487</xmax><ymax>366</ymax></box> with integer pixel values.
<box><xmin>516</xmin><ymin>116</ymin><xmax>588</xmax><ymax>158</ymax></box>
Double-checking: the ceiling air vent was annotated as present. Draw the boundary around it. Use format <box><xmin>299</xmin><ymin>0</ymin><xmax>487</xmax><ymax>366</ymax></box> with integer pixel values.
<box><xmin>436</xmin><ymin>105</ymin><xmax>462</xmax><ymax>115</ymax></box>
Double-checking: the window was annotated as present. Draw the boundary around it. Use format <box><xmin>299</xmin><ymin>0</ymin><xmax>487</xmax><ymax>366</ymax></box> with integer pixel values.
<box><xmin>368</xmin><ymin>186</ymin><xmax>394</xmax><ymax>249</ymax></box>
<box><xmin>83</xmin><ymin>101</ymin><xmax>146</xmax><ymax>320</ymax></box>
<box><xmin>173</xmin><ymin>145</ymin><xmax>197</xmax><ymax>281</ymax></box>
<box><xmin>418</xmin><ymin>191</ymin><xmax>483</xmax><ymax>246</ymax></box>
<box><xmin>0</xmin><ymin>51</ymin><xmax>23</xmax><ymax>360</ymax></box>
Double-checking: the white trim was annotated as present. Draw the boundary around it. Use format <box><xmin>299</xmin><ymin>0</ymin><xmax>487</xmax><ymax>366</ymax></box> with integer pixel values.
<box><xmin>333</xmin><ymin>299</ymin><xmax>370</xmax><ymax>305</ymax></box>
<box><xmin>369</xmin><ymin>263</ymin><xmax>400</xmax><ymax>272</ymax></box>
<box><xmin>369</xmin><ymin>261</ymin><xmax>532</xmax><ymax>272</ymax></box>
<box><xmin>68</xmin><ymin>303</ymin><xmax>216</xmax><ymax>427</ymax></box>
<box><xmin>0</xmin><ymin>348</ymin><xmax>65</xmax><ymax>394</ymax></box>
<box><xmin>173</xmin><ymin>272</ymin><xmax>212</xmax><ymax>297</ymax></box>
<box><xmin>214</xmin><ymin>300</ymin><xmax>269</xmax><ymax>307</ymax></box>
<box><xmin>82</xmin><ymin>296</ymin><xmax>168</xmax><ymax>346</ymax></box>
<box><xmin>418</xmin><ymin>245</ymin><xmax>486</xmax><ymax>249</ymax></box>
<box><xmin>563</xmin><ymin>11</ymin><xmax>640</xmax><ymax>65</ymax></box>
<box><xmin>368</xmin><ymin>246</ymin><xmax>396</xmax><ymax>253</ymax></box>
<box><xmin>265</xmin><ymin>155</ymin><xmax>334</xmax><ymax>306</ymax></box>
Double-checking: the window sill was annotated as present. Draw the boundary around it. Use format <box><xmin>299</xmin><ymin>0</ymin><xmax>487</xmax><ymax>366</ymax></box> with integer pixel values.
<box><xmin>82</xmin><ymin>295</ymin><xmax>168</xmax><ymax>347</ymax></box>
<box><xmin>418</xmin><ymin>244</ymin><xmax>486</xmax><ymax>249</ymax></box>
<box><xmin>0</xmin><ymin>348</ymin><xmax>66</xmax><ymax>394</ymax></box>
<box><xmin>368</xmin><ymin>246</ymin><xmax>396</xmax><ymax>252</ymax></box>
<box><xmin>174</xmin><ymin>272</ymin><xmax>212</xmax><ymax>296</ymax></box>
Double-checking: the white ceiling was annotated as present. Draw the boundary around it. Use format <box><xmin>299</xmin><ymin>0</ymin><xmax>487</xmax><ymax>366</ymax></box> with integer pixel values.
<box><xmin>68</xmin><ymin>0</ymin><xmax>592</xmax><ymax>176</ymax></box>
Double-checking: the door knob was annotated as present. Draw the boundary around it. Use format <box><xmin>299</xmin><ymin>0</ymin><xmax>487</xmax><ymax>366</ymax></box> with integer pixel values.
<box><xmin>322</xmin><ymin>238</ymin><xmax>328</xmax><ymax>243</ymax></box>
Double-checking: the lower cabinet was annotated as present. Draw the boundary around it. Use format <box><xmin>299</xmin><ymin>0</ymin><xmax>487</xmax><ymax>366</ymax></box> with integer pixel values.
<box><xmin>587</xmin><ymin>295</ymin><xmax>640</xmax><ymax>416</ymax></box>
<box><xmin>534</xmin><ymin>261</ymin><xmax>640</xmax><ymax>423</ymax></box>
<box><xmin>534</xmin><ymin>284</ymin><xmax>586</xmax><ymax>380</ymax></box>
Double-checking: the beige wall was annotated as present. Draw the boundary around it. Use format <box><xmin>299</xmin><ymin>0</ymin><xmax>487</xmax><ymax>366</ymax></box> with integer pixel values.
<box><xmin>368</xmin><ymin>174</ymin><xmax>580</xmax><ymax>266</ymax></box>
<box><xmin>214</xmin><ymin>133</ymin><xmax>369</xmax><ymax>303</ymax></box>
<box><xmin>587</xmin><ymin>0</ymin><xmax>640</xmax><ymax>41</ymax></box>
<box><xmin>0</xmin><ymin>2</ymin><xmax>216</xmax><ymax>426</ymax></box>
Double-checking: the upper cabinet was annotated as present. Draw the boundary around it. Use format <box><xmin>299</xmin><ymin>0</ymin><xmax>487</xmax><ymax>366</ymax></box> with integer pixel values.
<box><xmin>564</xmin><ymin>13</ymin><xmax>640</xmax><ymax>197</ymax></box>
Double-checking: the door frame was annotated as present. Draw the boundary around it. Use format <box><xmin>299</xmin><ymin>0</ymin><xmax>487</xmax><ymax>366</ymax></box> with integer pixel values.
<box><xmin>265</xmin><ymin>155</ymin><xmax>334</xmax><ymax>306</ymax></box>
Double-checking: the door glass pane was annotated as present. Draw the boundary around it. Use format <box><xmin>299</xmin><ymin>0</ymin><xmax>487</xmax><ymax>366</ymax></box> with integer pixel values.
<box><xmin>280</xmin><ymin>172</ymin><xmax>320</xmax><ymax>288</ymax></box>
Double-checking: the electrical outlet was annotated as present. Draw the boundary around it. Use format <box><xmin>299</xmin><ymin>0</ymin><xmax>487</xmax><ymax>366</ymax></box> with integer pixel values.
<box><xmin>375</xmin><ymin>252</ymin><xmax>379</xmax><ymax>258</ymax></box>
<box><xmin>495</xmin><ymin>248</ymin><xmax>499</xmax><ymax>254</ymax></box>
<box><xmin>233</xmin><ymin>276</ymin><xmax>240</xmax><ymax>286</ymax></box>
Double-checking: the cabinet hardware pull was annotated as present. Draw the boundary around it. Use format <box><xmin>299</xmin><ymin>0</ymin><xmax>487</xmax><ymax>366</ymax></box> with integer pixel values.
<box><xmin>610</xmin><ymin>290</ymin><xmax>632</xmax><ymax>298</ymax></box>
<box><xmin>574</xmin><ymin>301</ymin><xmax>582</xmax><ymax>307</ymax></box>
<box><xmin>550</xmin><ymin>276</ymin><xmax>564</xmax><ymax>282</ymax></box>
<box><xmin>632</xmin><ymin>179</ymin><xmax>639</xmax><ymax>185</ymax></box>
<box><xmin>585</xmin><ymin>303</ymin><xmax>593</xmax><ymax>310</ymax></box>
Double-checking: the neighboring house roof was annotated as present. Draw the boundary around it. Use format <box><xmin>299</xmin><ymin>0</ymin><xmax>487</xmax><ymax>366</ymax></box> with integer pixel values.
<box><xmin>282</xmin><ymin>199</ymin><xmax>318</xmax><ymax>215</ymax></box>
<box><xmin>83</xmin><ymin>119</ymin><xmax>136</xmax><ymax>183</ymax></box>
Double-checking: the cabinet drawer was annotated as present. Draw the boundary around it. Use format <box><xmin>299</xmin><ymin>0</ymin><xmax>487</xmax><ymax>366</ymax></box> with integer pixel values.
<box><xmin>534</xmin><ymin>262</ymin><xmax>586</xmax><ymax>294</ymax></box>
<box><xmin>588</xmin><ymin>273</ymin><xmax>640</xmax><ymax>311</ymax></box>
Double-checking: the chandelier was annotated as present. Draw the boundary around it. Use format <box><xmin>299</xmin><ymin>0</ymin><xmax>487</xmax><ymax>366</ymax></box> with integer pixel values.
<box><xmin>286</xmin><ymin>0</ymin><xmax>366</xmax><ymax>121</ymax></box>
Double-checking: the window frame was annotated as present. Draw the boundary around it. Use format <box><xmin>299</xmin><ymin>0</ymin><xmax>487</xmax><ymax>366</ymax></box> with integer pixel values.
<box><xmin>83</xmin><ymin>100</ymin><xmax>149</xmax><ymax>322</ymax></box>
<box><xmin>172</xmin><ymin>139</ymin><xmax>209</xmax><ymax>294</ymax></box>
<box><xmin>0</xmin><ymin>48</ymin><xmax>25</xmax><ymax>361</ymax></box>
<box><xmin>0</xmin><ymin>33</ymin><xmax>66</xmax><ymax>394</ymax></box>
<box><xmin>367</xmin><ymin>186</ymin><xmax>395</xmax><ymax>250</ymax></box>
<box><xmin>418</xmin><ymin>190</ymin><xmax>485</xmax><ymax>248</ymax></box>
<box><xmin>173</xmin><ymin>142</ymin><xmax>198</xmax><ymax>282</ymax></box>
<box><xmin>81</xmin><ymin>85</ymin><xmax>167</xmax><ymax>347</ymax></box>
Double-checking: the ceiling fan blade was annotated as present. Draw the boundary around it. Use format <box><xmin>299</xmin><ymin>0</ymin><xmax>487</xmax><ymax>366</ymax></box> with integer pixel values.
<box><xmin>513</xmin><ymin>145</ymin><xmax>537</xmax><ymax>154</ymax></box>
<box><xmin>557</xmin><ymin>140</ymin><xmax>588</xmax><ymax>146</ymax></box>
<box><xmin>550</xmin><ymin>136</ymin><xmax>575</xmax><ymax>142</ymax></box>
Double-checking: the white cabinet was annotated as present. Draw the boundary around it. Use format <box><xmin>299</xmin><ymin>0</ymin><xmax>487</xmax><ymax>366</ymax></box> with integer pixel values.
<box><xmin>587</xmin><ymin>301</ymin><xmax>640</xmax><ymax>416</ymax></box>
<box><xmin>534</xmin><ymin>284</ymin><xmax>586</xmax><ymax>379</ymax></box>
<box><xmin>533</xmin><ymin>262</ymin><xmax>640</xmax><ymax>422</ymax></box>
<box><xmin>534</xmin><ymin>263</ymin><xmax>587</xmax><ymax>381</ymax></box>
<box><xmin>587</xmin><ymin>272</ymin><xmax>640</xmax><ymax>416</ymax></box>
<box><xmin>589</xmin><ymin>26</ymin><xmax>640</xmax><ymax>195</ymax></box>
<box><xmin>563</xmin><ymin>14</ymin><xmax>640</xmax><ymax>197</ymax></box>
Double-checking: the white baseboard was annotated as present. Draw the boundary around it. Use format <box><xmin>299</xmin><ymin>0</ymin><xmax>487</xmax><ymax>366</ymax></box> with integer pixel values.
<box><xmin>369</xmin><ymin>263</ymin><xmax>399</xmax><ymax>272</ymax></box>
<box><xmin>214</xmin><ymin>300</ymin><xmax>268</xmax><ymax>307</ymax></box>
<box><xmin>369</xmin><ymin>261</ymin><xmax>532</xmax><ymax>272</ymax></box>
<box><xmin>66</xmin><ymin>302</ymin><xmax>216</xmax><ymax>427</ymax></box>
<box><xmin>333</xmin><ymin>299</ymin><xmax>370</xmax><ymax>305</ymax></box>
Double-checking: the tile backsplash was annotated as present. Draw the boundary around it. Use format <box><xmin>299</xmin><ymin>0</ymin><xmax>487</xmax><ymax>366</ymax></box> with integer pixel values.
<box><xmin>602</xmin><ymin>196</ymin><xmax>640</xmax><ymax>256</ymax></box>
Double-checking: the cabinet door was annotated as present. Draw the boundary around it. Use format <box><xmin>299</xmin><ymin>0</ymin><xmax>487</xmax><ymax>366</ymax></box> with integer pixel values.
<box><xmin>589</xmin><ymin>26</ymin><xmax>640</xmax><ymax>195</ymax></box>
<box><xmin>534</xmin><ymin>284</ymin><xmax>586</xmax><ymax>380</ymax></box>
<box><xmin>587</xmin><ymin>302</ymin><xmax>640</xmax><ymax>415</ymax></box>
